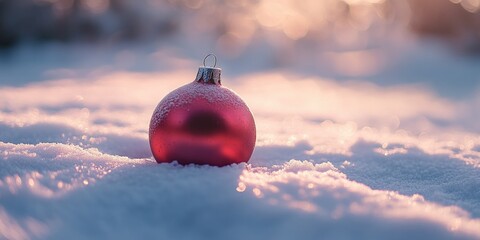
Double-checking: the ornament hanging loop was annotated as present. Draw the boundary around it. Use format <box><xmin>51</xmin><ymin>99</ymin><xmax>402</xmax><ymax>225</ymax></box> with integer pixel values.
<box><xmin>196</xmin><ymin>54</ymin><xmax>221</xmax><ymax>85</ymax></box>
<box><xmin>203</xmin><ymin>54</ymin><xmax>217</xmax><ymax>68</ymax></box>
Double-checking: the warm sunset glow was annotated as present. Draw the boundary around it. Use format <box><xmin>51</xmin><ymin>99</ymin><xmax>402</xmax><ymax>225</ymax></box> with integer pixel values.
<box><xmin>1</xmin><ymin>0</ymin><xmax>480</xmax><ymax>239</ymax></box>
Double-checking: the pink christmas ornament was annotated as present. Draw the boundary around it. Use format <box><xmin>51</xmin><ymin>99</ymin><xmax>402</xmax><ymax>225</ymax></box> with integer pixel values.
<box><xmin>149</xmin><ymin>54</ymin><xmax>256</xmax><ymax>166</ymax></box>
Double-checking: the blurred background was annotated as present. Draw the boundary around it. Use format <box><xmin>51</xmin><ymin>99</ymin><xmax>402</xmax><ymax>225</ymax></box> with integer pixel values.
<box><xmin>0</xmin><ymin>0</ymin><xmax>480</xmax><ymax>98</ymax></box>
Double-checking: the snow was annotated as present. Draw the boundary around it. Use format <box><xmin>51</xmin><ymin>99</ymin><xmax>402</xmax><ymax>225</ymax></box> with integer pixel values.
<box><xmin>1</xmin><ymin>42</ymin><xmax>480</xmax><ymax>239</ymax></box>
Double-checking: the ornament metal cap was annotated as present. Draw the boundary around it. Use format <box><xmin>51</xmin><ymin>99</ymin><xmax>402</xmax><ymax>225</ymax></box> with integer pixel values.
<box><xmin>195</xmin><ymin>54</ymin><xmax>221</xmax><ymax>85</ymax></box>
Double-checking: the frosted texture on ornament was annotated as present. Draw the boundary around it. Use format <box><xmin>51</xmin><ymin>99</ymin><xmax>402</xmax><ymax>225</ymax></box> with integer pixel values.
<box><xmin>150</xmin><ymin>82</ymin><xmax>245</xmax><ymax>132</ymax></box>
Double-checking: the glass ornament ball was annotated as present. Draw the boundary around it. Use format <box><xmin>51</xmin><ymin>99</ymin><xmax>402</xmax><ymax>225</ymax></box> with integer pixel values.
<box><xmin>149</xmin><ymin>59</ymin><xmax>256</xmax><ymax>167</ymax></box>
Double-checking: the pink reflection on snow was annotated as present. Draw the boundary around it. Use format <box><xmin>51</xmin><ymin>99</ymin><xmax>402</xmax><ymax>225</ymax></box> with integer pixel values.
<box><xmin>0</xmin><ymin>207</ymin><xmax>47</xmax><ymax>240</ymax></box>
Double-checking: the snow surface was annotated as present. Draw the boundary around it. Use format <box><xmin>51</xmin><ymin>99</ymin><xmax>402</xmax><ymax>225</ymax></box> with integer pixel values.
<box><xmin>1</xmin><ymin>43</ymin><xmax>480</xmax><ymax>239</ymax></box>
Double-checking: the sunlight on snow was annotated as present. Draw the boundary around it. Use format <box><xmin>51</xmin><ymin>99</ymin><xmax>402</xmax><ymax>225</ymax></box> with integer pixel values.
<box><xmin>0</xmin><ymin>71</ymin><xmax>479</xmax><ymax>166</ymax></box>
<box><xmin>0</xmin><ymin>142</ymin><xmax>138</xmax><ymax>198</ymax></box>
<box><xmin>236</xmin><ymin>159</ymin><xmax>480</xmax><ymax>237</ymax></box>
<box><xmin>1</xmin><ymin>70</ymin><xmax>480</xmax><ymax>239</ymax></box>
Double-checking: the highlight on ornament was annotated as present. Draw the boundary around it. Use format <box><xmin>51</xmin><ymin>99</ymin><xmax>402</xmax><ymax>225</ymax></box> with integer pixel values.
<box><xmin>148</xmin><ymin>54</ymin><xmax>256</xmax><ymax>167</ymax></box>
